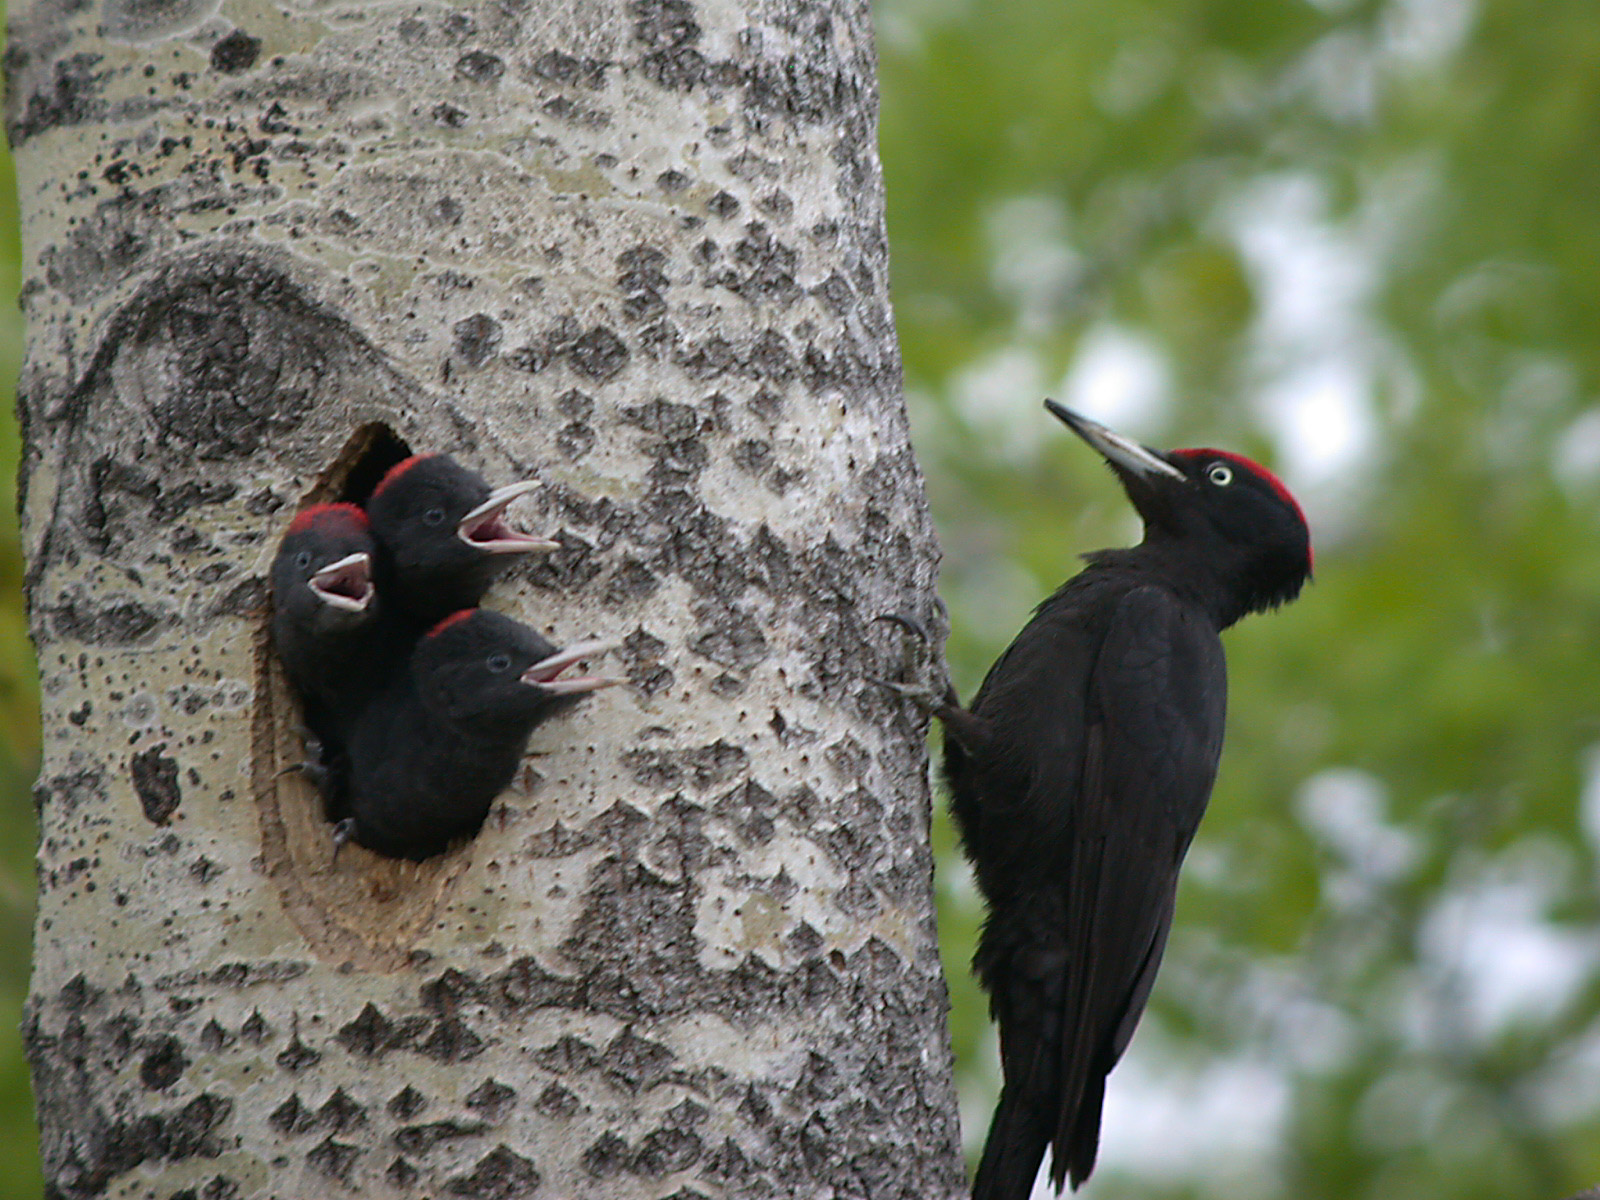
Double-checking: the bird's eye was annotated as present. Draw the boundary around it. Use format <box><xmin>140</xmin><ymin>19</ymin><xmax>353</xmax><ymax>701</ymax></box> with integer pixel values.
<box><xmin>1207</xmin><ymin>463</ymin><xmax>1234</xmax><ymax>487</ymax></box>
<box><xmin>294</xmin><ymin>551</ymin><xmax>313</xmax><ymax>570</ymax></box>
<box><xmin>486</xmin><ymin>653</ymin><xmax>512</xmax><ymax>673</ymax></box>
<box><xmin>423</xmin><ymin>507</ymin><xmax>447</xmax><ymax>527</ymax></box>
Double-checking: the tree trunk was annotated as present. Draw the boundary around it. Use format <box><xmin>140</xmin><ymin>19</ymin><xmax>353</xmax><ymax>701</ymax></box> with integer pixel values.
<box><xmin>6</xmin><ymin>0</ymin><xmax>964</xmax><ymax>1196</ymax></box>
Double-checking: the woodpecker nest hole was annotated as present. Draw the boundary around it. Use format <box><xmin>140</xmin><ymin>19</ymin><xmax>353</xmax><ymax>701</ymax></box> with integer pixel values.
<box><xmin>251</xmin><ymin>424</ymin><xmax>473</xmax><ymax>973</ymax></box>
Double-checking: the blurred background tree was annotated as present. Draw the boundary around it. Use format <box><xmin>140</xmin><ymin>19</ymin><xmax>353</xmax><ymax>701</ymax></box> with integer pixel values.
<box><xmin>1</xmin><ymin>0</ymin><xmax>1598</xmax><ymax>1196</ymax></box>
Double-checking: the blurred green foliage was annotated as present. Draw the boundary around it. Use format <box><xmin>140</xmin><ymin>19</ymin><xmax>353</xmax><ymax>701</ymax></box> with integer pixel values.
<box><xmin>0</xmin><ymin>113</ymin><xmax>43</xmax><ymax>1197</ymax></box>
<box><xmin>1</xmin><ymin>1</ymin><xmax>1599</xmax><ymax>1197</ymax></box>
<box><xmin>880</xmin><ymin>0</ymin><xmax>1600</xmax><ymax>1195</ymax></box>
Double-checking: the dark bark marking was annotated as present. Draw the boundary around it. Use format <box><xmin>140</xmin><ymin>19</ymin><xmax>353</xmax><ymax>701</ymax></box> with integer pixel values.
<box><xmin>568</xmin><ymin>326</ymin><xmax>629</xmax><ymax>381</ymax></box>
<box><xmin>447</xmin><ymin>1145</ymin><xmax>541</xmax><ymax>1199</ymax></box>
<box><xmin>7</xmin><ymin>52</ymin><xmax>106</xmax><ymax>144</ymax></box>
<box><xmin>418</xmin><ymin>1015</ymin><xmax>486</xmax><ymax>1062</ymax></box>
<box><xmin>533</xmin><ymin>1082</ymin><xmax>578</xmax><ymax>1119</ymax></box>
<box><xmin>393</xmin><ymin>1119</ymin><xmax>488</xmax><ymax>1155</ymax></box>
<box><xmin>465</xmin><ymin>1078</ymin><xmax>516</xmax><ymax>1120</ymax></box>
<box><xmin>456</xmin><ymin>51</ymin><xmax>505</xmax><ymax>84</ymax></box>
<box><xmin>387</xmin><ymin>1086</ymin><xmax>428</xmax><ymax>1120</ymax></box>
<box><xmin>209</xmin><ymin>30</ymin><xmax>260</xmax><ymax>73</ymax></box>
<box><xmin>130</xmin><ymin>745</ymin><xmax>181</xmax><ymax>825</ymax></box>
<box><xmin>453</xmin><ymin>313</ymin><xmax>503</xmax><ymax>366</ymax></box>
<box><xmin>51</xmin><ymin>599</ymin><xmax>167</xmax><ymax>645</ymax></box>
<box><xmin>632</xmin><ymin>1126</ymin><xmax>702</xmax><ymax>1176</ymax></box>
<box><xmin>138</xmin><ymin>1036</ymin><xmax>187</xmax><ymax>1090</ymax></box>
<box><xmin>306</xmin><ymin>1135</ymin><xmax>361</xmax><ymax>1183</ymax></box>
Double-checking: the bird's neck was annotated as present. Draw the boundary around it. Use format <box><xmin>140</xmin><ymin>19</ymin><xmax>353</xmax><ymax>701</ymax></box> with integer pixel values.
<box><xmin>1080</xmin><ymin>545</ymin><xmax>1255</xmax><ymax>630</ymax></box>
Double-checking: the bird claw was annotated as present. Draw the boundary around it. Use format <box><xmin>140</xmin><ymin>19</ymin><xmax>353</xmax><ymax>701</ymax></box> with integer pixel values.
<box><xmin>329</xmin><ymin>818</ymin><xmax>356</xmax><ymax>865</ymax></box>
<box><xmin>866</xmin><ymin>612</ymin><xmax>958</xmax><ymax>717</ymax></box>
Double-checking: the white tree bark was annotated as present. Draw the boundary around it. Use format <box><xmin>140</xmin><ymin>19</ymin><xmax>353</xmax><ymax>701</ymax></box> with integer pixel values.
<box><xmin>6</xmin><ymin>0</ymin><xmax>964</xmax><ymax>1195</ymax></box>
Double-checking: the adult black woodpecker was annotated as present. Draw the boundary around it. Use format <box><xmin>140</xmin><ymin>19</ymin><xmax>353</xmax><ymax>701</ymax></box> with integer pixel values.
<box><xmin>906</xmin><ymin>402</ymin><xmax>1311</xmax><ymax>1198</ymax></box>
<box><xmin>269</xmin><ymin>502</ymin><xmax>384</xmax><ymax>802</ymax></box>
<box><xmin>339</xmin><ymin>608</ymin><xmax>621</xmax><ymax>861</ymax></box>
<box><xmin>365</xmin><ymin>454</ymin><xmax>560</xmax><ymax>628</ymax></box>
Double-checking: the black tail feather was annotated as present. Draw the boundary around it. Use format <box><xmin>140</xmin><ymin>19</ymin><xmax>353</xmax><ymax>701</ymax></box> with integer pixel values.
<box><xmin>972</xmin><ymin>1083</ymin><xmax>1051</xmax><ymax>1200</ymax></box>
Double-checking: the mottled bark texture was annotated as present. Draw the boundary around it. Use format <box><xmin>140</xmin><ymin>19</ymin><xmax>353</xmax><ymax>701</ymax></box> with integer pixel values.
<box><xmin>6</xmin><ymin>0</ymin><xmax>964</xmax><ymax>1196</ymax></box>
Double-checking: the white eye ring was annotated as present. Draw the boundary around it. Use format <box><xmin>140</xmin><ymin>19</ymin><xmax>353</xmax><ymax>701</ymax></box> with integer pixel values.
<box><xmin>1207</xmin><ymin>463</ymin><xmax>1234</xmax><ymax>486</ymax></box>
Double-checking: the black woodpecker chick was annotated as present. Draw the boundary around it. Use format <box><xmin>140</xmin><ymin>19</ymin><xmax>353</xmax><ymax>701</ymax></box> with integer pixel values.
<box><xmin>270</xmin><ymin>502</ymin><xmax>383</xmax><ymax>754</ymax></box>
<box><xmin>939</xmin><ymin>402</ymin><xmax>1311</xmax><ymax>1199</ymax></box>
<box><xmin>365</xmin><ymin>454</ymin><xmax>559</xmax><ymax>627</ymax></box>
<box><xmin>341</xmin><ymin>608</ymin><xmax>621</xmax><ymax>861</ymax></box>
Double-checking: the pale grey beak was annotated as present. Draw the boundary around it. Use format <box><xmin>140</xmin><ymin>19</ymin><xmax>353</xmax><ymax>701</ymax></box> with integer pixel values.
<box><xmin>457</xmin><ymin>480</ymin><xmax>561</xmax><ymax>554</ymax></box>
<box><xmin>1044</xmin><ymin>400</ymin><xmax>1185</xmax><ymax>481</ymax></box>
<box><xmin>308</xmin><ymin>552</ymin><xmax>374</xmax><ymax>612</ymax></box>
<box><xmin>521</xmin><ymin>638</ymin><xmax>626</xmax><ymax>695</ymax></box>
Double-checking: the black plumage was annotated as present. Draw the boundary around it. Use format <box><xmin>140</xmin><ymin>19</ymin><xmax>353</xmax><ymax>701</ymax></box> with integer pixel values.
<box><xmin>365</xmin><ymin>454</ymin><xmax>558</xmax><ymax>628</ymax></box>
<box><xmin>269</xmin><ymin>503</ymin><xmax>386</xmax><ymax>801</ymax></box>
<box><xmin>927</xmin><ymin>403</ymin><xmax>1312</xmax><ymax>1198</ymax></box>
<box><xmin>340</xmin><ymin>608</ymin><xmax>619</xmax><ymax>861</ymax></box>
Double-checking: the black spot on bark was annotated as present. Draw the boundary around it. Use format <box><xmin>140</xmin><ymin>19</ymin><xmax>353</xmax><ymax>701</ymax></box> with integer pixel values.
<box><xmin>239</xmin><ymin>1011</ymin><xmax>270</xmax><ymax>1044</ymax></box>
<box><xmin>38</xmin><ymin>770</ymin><xmax>105</xmax><ymax>818</ymax></box>
<box><xmin>387</xmin><ymin>1086</ymin><xmax>427</xmax><ymax>1120</ymax></box>
<box><xmin>433</xmin><ymin>102</ymin><xmax>469</xmax><ymax>126</ymax></box>
<box><xmin>707</xmin><ymin>190</ymin><xmax>740</xmax><ymax>219</ymax></box>
<box><xmin>130</xmin><ymin>745</ymin><xmax>181</xmax><ymax>825</ymax></box>
<box><xmin>418</xmin><ymin>1016</ymin><xmax>485</xmax><ymax>1062</ymax></box>
<box><xmin>420</xmin><ymin>967</ymin><xmax>490</xmax><ymax>1013</ymax></box>
<box><xmin>58</xmin><ymin>976</ymin><xmax>102</xmax><ymax>1012</ymax></box>
<box><xmin>583</xmin><ymin>1131</ymin><xmax>631</xmax><ymax>1180</ymax></box>
<box><xmin>456</xmin><ymin>51</ymin><xmax>504</xmax><ymax>84</ymax></box>
<box><xmin>316</xmin><ymin>1089</ymin><xmax>367</xmax><ymax>1134</ymax></box>
<box><xmin>277</xmin><ymin>1023</ymin><xmax>321</xmax><ymax>1072</ymax></box>
<box><xmin>604</xmin><ymin>558</ymin><xmax>660</xmax><ymax>604</ymax></box>
<box><xmin>139</xmin><ymin>1036</ymin><xmax>186</xmax><ymax>1090</ymax></box>
<box><xmin>534</xmin><ymin>1082</ymin><xmax>579</xmax><ymax>1119</ymax></box>
<box><xmin>568</xmin><ymin>326</ymin><xmax>629</xmax><ymax>381</ymax></box>
<box><xmin>448</xmin><ymin>1145</ymin><xmax>541</xmax><ymax>1199</ymax></box>
<box><xmin>9</xmin><ymin>52</ymin><xmax>106</xmax><ymax>144</ymax></box>
<box><xmin>465</xmin><ymin>1078</ymin><xmax>516</xmax><ymax>1120</ymax></box>
<box><xmin>52</xmin><ymin>598</ymin><xmax>166</xmax><ymax>645</ymax></box>
<box><xmin>557</xmin><ymin>421</ymin><xmax>595</xmax><ymax>461</ymax></box>
<box><xmin>336</xmin><ymin>1003</ymin><xmax>412</xmax><ymax>1058</ymax></box>
<box><xmin>209</xmin><ymin>31</ymin><xmax>260</xmax><ymax>74</ymax></box>
<box><xmin>394</xmin><ymin>1119</ymin><xmax>487</xmax><ymax>1155</ymax></box>
<box><xmin>386</xmin><ymin>1157</ymin><xmax>420</xmax><ymax>1188</ymax></box>
<box><xmin>267</xmin><ymin>1093</ymin><xmax>315</xmax><ymax>1135</ymax></box>
<box><xmin>453</xmin><ymin>314</ymin><xmax>502</xmax><ymax>367</ymax></box>
<box><xmin>489</xmin><ymin>955</ymin><xmax>581</xmax><ymax>1010</ymax></box>
<box><xmin>306</xmin><ymin>1136</ymin><xmax>360</xmax><ymax>1182</ymax></box>
<box><xmin>632</xmin><ymin>1126</ymin><xmax>702</xmax><ymax>1176</ymax></box>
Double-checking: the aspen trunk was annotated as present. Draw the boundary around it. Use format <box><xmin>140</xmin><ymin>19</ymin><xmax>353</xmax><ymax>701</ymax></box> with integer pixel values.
<box><xmin>6</xmin><ymin>0</ymin><xmax>964</xmax><ymax>1195</ymax></box>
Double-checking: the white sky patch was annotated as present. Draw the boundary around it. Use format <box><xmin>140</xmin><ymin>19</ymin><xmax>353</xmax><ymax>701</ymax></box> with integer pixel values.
<box><xmin>1094</xmin><ymin>1033</ymin><xmax>1289</xmax><ymax>1196</ymax></box>
<box><xmin>1526</xmin><ymin>1016</ymin><xmax>1600</xmax><ymax>1127</ymax></box>
<box><xmin>1382</xmin><ymin>0</ymin><xmax>1478</xmax><ymax>69</ymax></box>
<box><xmin>1060</xmin><ymin>323</ymin><xmax>1173</xmax><ymax>439</ymax></box>
<box><xmin>1228</xmin><ymin>174</ymin><xmax>1381</xmax><ymax>492</ymax></box>
<box><xmin>950</xmin><ymin>345</ymin><xmax>1051</xmax><ymax>465</ymax></box>
<box><xmin>986</xmin><ymin>195</ymin><xmax>1082</xmax><ymax>337</ymax></box>
<box><xmin>1417</xmin><ymin>840</ymin><xmax>1600</xmax><ymax>1043</ymax></box>
<box><xmin>1254</xmin><ymin>358</ymin><xmax>1374</xmax><ymax>487</ymax></box>
<box><xmin>1578</xmin><ymin>743</ymin><xmax>1600</xmax><ymax>860</ymax></box>
<box><xmin>1552</xmin><ymin>407</ymin><xmax>1600</xmax><ymax>492</ymax></box>
<box><xmin>1296</xmin><ymin>768</ymin><xmax>1420</xmax><ymax>887</ymax></box>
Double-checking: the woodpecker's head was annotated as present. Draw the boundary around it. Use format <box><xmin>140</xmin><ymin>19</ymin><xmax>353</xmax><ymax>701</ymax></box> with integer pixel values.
<box><xmin>270</xmin><ymin>503</ymin><xmax>377</xmax><ymax>630</ymax></box>
<box><xmin>367</xmin><ymin>455</ymin><xmax>558</xmax><ymax>592</ymax></box>
<box><xmin>1046</xmin><ymin>400</ymin><xmax>1312</xmax><ymax>622</ymax></box>
<box><xmin>414</xmin><ymin>609</ymin><xmax>622</xmax><ymax>735</ymax></box>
